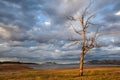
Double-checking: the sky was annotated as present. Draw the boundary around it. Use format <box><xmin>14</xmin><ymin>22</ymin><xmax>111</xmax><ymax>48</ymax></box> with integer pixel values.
<box><xmin>0</xmin><ymin>0</ymin><xmax>120</xmax><ymax>63</ymax></box>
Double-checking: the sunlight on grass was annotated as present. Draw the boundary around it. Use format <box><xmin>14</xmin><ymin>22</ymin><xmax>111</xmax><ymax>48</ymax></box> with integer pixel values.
<box><xmin>0</xmin><ymin>66</ymin><xmax>120</xmax><ymax>80</ymax></box>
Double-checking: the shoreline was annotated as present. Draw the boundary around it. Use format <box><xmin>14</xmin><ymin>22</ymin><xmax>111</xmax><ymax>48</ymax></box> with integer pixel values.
<box><xmin>0</xmin><ymin>63</ymin><xmax>119</xmax><ymax>70</ymax></box>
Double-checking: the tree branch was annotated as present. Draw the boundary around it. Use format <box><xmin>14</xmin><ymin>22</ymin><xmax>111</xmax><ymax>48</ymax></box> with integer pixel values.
<box><xmin>70</xmin><ymin>23</ymin><xmax>82</xmax><ymax>36</ymax></box>
<box><xmin>88</xmin><ymin>26</ymin><xmax>100</xmax><ymax>49</ymax></box>
<box><xmin>85</xmin><ymin>14</ymin><xmax>95</xmax><ymax>28</ymax></box>
<box><xmin>68</xmin><ymin>41</ymin><xmax>82</xmax><ymax>47</ymax></box>
<box><xmin>67</xmin><ymin>16</ymin><xmax>76</xmax><ymax>21</ymax></box>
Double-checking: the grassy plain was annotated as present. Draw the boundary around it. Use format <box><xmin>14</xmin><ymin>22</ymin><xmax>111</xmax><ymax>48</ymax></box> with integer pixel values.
<box><xmin>0</xmin><ymin>64</ymin><xmax>120</xmax><ymax>80</ymax></box>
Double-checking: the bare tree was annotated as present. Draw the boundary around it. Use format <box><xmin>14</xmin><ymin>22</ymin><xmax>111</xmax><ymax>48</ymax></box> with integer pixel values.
<box><xmin>67</xmin><ymin>1</ymin><xmax>100</xmax><ymax>76</ymax></box>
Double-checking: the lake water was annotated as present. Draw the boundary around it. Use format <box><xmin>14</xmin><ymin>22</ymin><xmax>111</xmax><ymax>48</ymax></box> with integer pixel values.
<box><xmin>28</xmin><ymin>64</ymin><xmax>120</xmax><ymax>69</ymax></box>
<box><xmin>29</xmin><ymin>64</ymin><xmax>79</xmax><ymax>69</ymax></box>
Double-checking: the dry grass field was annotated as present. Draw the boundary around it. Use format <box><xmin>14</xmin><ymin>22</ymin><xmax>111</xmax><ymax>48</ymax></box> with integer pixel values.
<box><xmin>0</xmin><ymin>64</ymin><xmax>120</xmax><ymax>80</ymax></box>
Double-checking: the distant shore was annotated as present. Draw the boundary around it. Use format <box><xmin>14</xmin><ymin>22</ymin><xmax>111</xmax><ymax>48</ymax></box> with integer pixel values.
<box><xmin>0</xmin><ymin>63</ymin><xmax>120</xmax><ymax>71</ymax></box>
<box><xmin>0</xmin><ymin>59</ymin><xmax>120</xmax><ymax>69</ymax></box>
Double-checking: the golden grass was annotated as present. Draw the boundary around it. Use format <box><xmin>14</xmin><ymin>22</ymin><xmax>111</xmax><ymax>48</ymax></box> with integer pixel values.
<box><xmin>0</xmin><ymin>64</ymin><xmax>120</xmax><ymax>80</ymax></box>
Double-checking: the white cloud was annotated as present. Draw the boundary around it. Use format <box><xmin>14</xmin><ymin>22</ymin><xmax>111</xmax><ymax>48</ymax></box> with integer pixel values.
<box><xmin>115</xmin><ymin>11</ymin><xmax>120</xmax><ymax>16</ymax></box>
<box><xmin>44</xmin><ymin>21</ymin><xmax>51</xmax><ymax>26</ymax></box>
<box><xmin>0</xmin><ymin>57</ymin><xmax>19</xmax><ymax>62</ymax></box>
<box><xmin>54</xmin><ymin>49</ymin><xmax>60</xmax><ymax>53</ymax></box>
<box><xmin>0</xmin><ymin>27</ymin><xmax>11</xmax><ymax>39</ymax></box>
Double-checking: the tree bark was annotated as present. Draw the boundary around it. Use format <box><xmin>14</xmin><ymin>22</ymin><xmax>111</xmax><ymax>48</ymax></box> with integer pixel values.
<box><xmin>79</xmin><ymin>49</ymin><xmax>85</xmax><ymax>76</ymax></box>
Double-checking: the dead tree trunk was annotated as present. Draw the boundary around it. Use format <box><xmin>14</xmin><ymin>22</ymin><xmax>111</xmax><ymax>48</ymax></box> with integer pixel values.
<box><xmin>79</xmin><ymin>48</ymin><xmax>85</xmax><ymax>76</ymax></box>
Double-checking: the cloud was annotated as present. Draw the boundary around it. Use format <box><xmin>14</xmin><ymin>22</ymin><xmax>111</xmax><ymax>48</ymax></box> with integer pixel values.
<box><xmin>115</xmin><ymin>11</ymin><xmax>120</xmax><ymax>16</ymax></box>
<box><xmin>44</xmin><ymin>21</ymin><xmax>51</xmax><ymax>26</ymax></box>
<box><xmin>0</xmin><ymin>0</ymin><xmax>120</xmax><ymax>62</ymax></box>
<box><xmin>96</xmin><ymin>0</ymin><xmax>120</xmax><ymax>23</ymax></box>
<box><xmin>0</xmin><ymin>23</ymin><xmax>27</xmax><ymax>41</ymax></box>
<box><xmin>0</xmin><ymin>27</ymin><xmax>11</xmax><ymax>39</ymax></box>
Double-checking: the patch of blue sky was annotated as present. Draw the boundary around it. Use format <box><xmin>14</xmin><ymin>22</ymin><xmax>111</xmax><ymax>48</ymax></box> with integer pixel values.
<box><xmin>35</xmin><ymin>13</ymin><xmax>50</xmax><ymax>26</ymax></box>
<box><xmin>103</xmin><ymin>4</ymin><xmax>114</xmax><ymax>10</ymax></box>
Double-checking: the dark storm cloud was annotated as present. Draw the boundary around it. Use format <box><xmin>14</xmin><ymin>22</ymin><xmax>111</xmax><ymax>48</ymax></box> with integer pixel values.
<box><xmin>0</xmin><ymin>0</ymin><xmax>86</xmax><ymax>42</ymax></box>
<box><xmin>0</xmin><ymin>0</ymin><xmax>59</xmax><ymax>29</ymax></box>
<box><xmin>103</xmin><ymin>14</ymin><xmax>120</xmax><ymax>23</ymax></box>
<box><xmin>92</xmin><ymin>0</ymin><xmax>120</xmax><ymax>45</ymax></box>
<box><xmin>96</xmin><ymin>0</ymin><xmax>120</xmax><ymax>23</ymax></box>
<box><xmin>0</xmin><ymin>0</ymin><xmax>43</xmax><ymax>29</ymax></box>
<box><xmin>0</xmin><ymin>23</ymin><xmax>27</xmax><ymax>41</ymax></box>
<box><xmin>113</xmin><ymin>1</ymin><xmax>120</xmax><ymax>11</ymax></box>
<box><xmin>40</xmin><ymin>0</ymin><xmax>86</xmax><ymax>25</ymax></box>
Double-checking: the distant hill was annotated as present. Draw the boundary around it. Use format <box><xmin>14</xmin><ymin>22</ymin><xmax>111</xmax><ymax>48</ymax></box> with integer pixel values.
<box><xmin>0</xmin><ymin>60</ymin><xmax>120</xmax><ymax>65</ymax></box>
<box><xmin>85</xmin><ymin>60</ymin><xmax>120</xmax><ymax>65</ymax></box>
<box><xmin>0</xmin><ymin>61</ymin><xmax>37</xmax><ymax>65</ymax></box>
<box><xmin>42</xmin><ymin>62</ymin><xmax>57</xmax><ymax>65</ymax></box>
